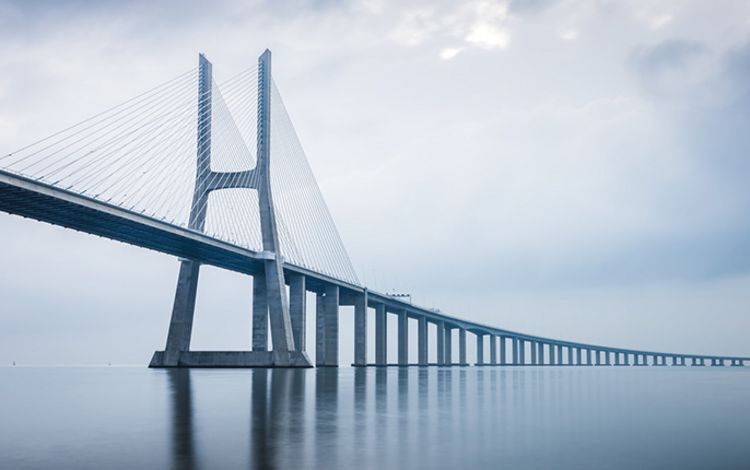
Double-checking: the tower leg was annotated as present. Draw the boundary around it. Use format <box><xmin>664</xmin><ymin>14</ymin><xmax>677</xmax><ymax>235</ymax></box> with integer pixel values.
<box><xmin>151</xmin><ymin>259</ymin><xmax>201</xmax><ymax>367</ymax></box>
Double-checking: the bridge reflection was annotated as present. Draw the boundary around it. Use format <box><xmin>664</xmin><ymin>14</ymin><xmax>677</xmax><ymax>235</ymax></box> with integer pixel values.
<box><xmin>164</xmin><ymin>366</ymin><xmax>750</xmax><ymax>469</ymax></box>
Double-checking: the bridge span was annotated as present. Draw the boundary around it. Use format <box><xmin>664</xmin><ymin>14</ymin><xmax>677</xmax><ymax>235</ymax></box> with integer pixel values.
<box><xmin>1</xmin><ymin>50</ymin><xmax>746</xmax><ymax>368</ymax></box>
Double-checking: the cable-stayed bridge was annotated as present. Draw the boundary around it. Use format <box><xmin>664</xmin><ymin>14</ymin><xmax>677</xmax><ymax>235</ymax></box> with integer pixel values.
<box><xmin>1</xmin><ymin>50</ymin><xmax>746</xmax><ymax>368</ymax></box>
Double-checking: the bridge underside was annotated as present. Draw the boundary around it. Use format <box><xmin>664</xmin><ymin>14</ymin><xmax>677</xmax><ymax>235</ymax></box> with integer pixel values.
<box><xmin>0</xmin><ymin>171</ymin><xmax>263</xmax><ymax>276</ymax></box>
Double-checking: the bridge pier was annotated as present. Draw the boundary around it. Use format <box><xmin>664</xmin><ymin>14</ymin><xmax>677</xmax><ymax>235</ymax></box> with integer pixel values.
<box><xmin>289</xmin><ymin>274</ymin><xmax>306</xmax><ymax>353</ymax></box>
<box><xmin>476</xmin><ymin>333</ymin><xmax>484</xmax><ymax>365</ymax></box>
<box><xmin>530</xmin><ymin>340</ymin><xmax>537</xmax><ymax>365</ymax></box>
<box><xmin>436</xmin><ymin>320</ymin><xmax>446</xmax><ymax>365</ymax></box>
<box><xmin>444</xmin><ymin>326</ymin><xmax>453</xmax><ymax>365</ymax></box>
<box><xmin>353</xmin><ymin>290</ymin><xmax>367</xmax><ymax>366</ymax></box>
<box><xmin>418</xmin><ymin>316</ymin><xmax>428</xmax><ymax>366</ymax></box>
<box><xmin>499</xmin><ymin>336</ymin><xmax>507</xmax><ymax>365</ymax></box>
<box><xmin>459</xmin><ymin>328</ymin><xmax>467</xmax><ymax>365</ymax></box>
<box><xmin>489</xmin><ymin>335</ymin><xmax>497</xmax><ymax>365</ymax></box>
<box><xmin>398</xmin><ymin>310</ymin><xmax>408</xmax><ymax>366</ymax></box>
<box><xmin>252</xmin><ymin>271</ymin><xmax>269</xmax><ymax>351</ymax></box>
<box><xmin>375</xmin><ymin>304</ymin><xmax>387</xmax><ymax>365</ymax></box>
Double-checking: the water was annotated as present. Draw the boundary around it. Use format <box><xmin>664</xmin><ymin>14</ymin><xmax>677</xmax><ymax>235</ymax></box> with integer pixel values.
<box><xmin>1</xmin><ymin>366</ymin><xmax>749</xmax><ymax>469</ymax></box>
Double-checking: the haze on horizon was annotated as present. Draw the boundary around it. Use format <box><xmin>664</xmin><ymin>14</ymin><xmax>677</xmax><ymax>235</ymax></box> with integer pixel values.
<box><xmin>1</xmin><ymin>0</ymin><xmax>749</xmax><ymax>365</ymax></box>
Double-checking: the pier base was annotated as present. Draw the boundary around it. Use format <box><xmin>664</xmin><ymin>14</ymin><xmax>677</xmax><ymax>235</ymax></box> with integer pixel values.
<box><xmin>149</xmin><ymin>350</ymin><xmax>313</xmax><ymax>368</ymax></box>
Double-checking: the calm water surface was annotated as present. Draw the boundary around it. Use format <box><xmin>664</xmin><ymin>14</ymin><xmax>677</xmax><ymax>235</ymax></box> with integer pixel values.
<box><xmin>1</xmin><ymin>366</ymin><xmax>749</xmax><ymax>469</ymax></box>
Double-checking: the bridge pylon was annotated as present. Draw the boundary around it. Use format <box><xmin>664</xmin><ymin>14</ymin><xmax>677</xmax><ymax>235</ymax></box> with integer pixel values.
<box><xmin>149</xmin><ymin>50</ymin><xmax>311</xmax><ymax>368</ymax></box>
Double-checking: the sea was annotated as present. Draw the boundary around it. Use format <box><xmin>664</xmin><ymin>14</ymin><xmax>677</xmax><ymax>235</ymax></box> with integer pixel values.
<box><xmin>1</xmin><ymin>366</ymin><xmax>749</xmax><ymax>469</ymax></box>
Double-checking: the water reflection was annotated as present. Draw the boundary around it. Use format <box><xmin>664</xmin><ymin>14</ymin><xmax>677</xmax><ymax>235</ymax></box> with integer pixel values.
<box><xmin>160</xmin><ymin>367</ymin><xmax>750</xmax><ymax>470</ymax></box>
<box><xmin>167</xmin><ymin>370</ymin><xmax>194</xmax><ymax>470</ymax></box>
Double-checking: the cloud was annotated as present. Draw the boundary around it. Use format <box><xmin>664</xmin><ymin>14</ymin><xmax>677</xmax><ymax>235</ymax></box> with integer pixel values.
<box><xmin>560</xmin><ymin>28</ymin><xmax>578</xmax><ymax>41</ymax></box>
<box><xmin>632</xmin><ymin>39</ymin><xmax>705</xmax><ymax>73</ymax></box>
<box><xmin>630</xmin><ymin>39</ymin><xmax>709</xmax><ymax>97</ymax></box>
<box><xmin>388</xmin><ymin>1</ymin><xmax>511</xmax><ymax>52</ymax></box>
<box><xmin>508</xmin><ymin>0</ymin><xmax>558</xmax><ymax>16</ymax></box>
<box><xmin>439</xmin><ymin>47</ymin><xmax>463</xmax><ymax>59</ymax></box>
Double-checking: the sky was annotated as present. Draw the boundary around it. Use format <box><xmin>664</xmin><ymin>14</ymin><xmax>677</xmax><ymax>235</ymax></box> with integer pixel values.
<box><xmin>1</xmin><ymin>0</ymin><xmax>749</xmax><ymax>365</ymax></box>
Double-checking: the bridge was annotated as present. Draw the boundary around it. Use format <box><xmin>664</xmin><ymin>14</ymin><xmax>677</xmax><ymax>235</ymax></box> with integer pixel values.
<box><xmin>1</xmin><ymin>50</ymin><xmax>746</xmax><ymax>368</ymax></box>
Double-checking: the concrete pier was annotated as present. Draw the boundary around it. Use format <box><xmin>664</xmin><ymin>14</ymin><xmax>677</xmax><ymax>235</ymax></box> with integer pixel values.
<box><xmin>418</xmin><ymin>316</ymin><xmax>428</xmax><ymax>366</ymax></box>
<box><xmin>315</xmin><ymin>293</ymin><xmax>325</xmax><ymax>366</ymax></box>
<box><xmin>252</xmin><ymin>272</ymin><xmax>268</xmax><ymax>351</ymax></box>
<box><xmin>397</xmin><ymin>310</ymin><xmax>408</xmax><ymax>366</ymax></box>
<box><xmin>322</xmin><ymin>284</ymin><xmax>339</xmax><ymax>366</ymax></box>
<box><xmin>489</xmin><ymin>336</ymin><xmax>497</xmax><ymax>365</ymax></box>
<box><xmin>476</xmin><ymin>334</ymin><xmax>484</xmax><ymax>365</ymax></box>
<box><xmin>353</xmin><ymin>290</ymin><xmax>367</xmax><ymax>366</ymax></box>
<box><xmin>499</xmin><ymin>336</ymin><xmax>506</xmax><ymax>365</ymax></box>
<box><xmin>289</xmin><ymin>274</ymin><xmax>306</xmax><ymax>353</ymax></box>
<box><xmin>375</xmin><ymin>304</ymin><xmax>387</xmax><ymax>366</ymax></box>
<box><xmin>459</xmin><ymin>328</ymin><xmax>467</xmax><ymax>365</ymax></box>
<box><xmin>444</xmin><ymin>327</ymin><xmax>453</xmax><ymax>365</ymax></box>
<box><xmin>436</xmin><ymin>321</ymin><xmax>445</xmax><ymax>365</ymax></box>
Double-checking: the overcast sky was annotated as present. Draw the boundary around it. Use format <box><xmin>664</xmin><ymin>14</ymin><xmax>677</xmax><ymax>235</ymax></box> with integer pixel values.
<box><xmin>1</xmin><ymin>0</ymin><xmax>749</xmax><ymax>365</ymax></box>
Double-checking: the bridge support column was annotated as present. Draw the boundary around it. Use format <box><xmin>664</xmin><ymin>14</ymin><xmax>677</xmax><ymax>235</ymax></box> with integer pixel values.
<box><xmin>445</xmin><ymin>327</ymin><xmax>453</xmax><ymax>365</ymax></box>
<box><xmin>530</xmin><ymin>340</ymin><xmax>537</xmax><ymax>365</ymax></box>
<box><xmin>537</xmin><ymin>342</ymin><xmax>544</xmax><ymax>366</ymax></box>
<box><xmin>418</xmin><ymin>316</ymin><xmax>428</xmax><ymax>366</ymax></box>
<box><xmin>322</xmin><ymin>285</ymin><xmax>339</xmax><ymax>366</ymax></box>
<box><xmin>316</xmin><ymin>293</ymin><xmax>325</xmax><ymax>366</ymax></box>
<box><xmin>499</xmin><ymin>336</ymin><xmax>507</xmax><ymax>365</ymax></box>
<box><xmin>353</xmin><ymin>290</ymin><xmax>367</xmax><ymax>366</ymax></box>
<box><xmin>436</xmin><ymin>321</ymin><xmax>445</xmax><ymax>365</ymax></box>
<box><xmin>289</xmin><ymin>274</ymin><xmax>306</xmax><ymax>353</ymax></box>
<box><xmin>489</xmin><ymin>336</ymin><xmax>497</xmax><ymax>365</ymax></box>
<box><xmin>459</xmin><ymin>328</ymin><xmax>467</xmax><ymax>365</ymax></box>
<box><xmin>519</xmin><ymin>339</ymin><xmax>526</xmax><ymax>365</ymax></box>
<box><xmin>575</xmin><ymin>347</ymin><xmax>582</xmax><ymax>366</ymax></box>
<box><xmin>476</xmin><ymin>333</ymin><xmax>484</xmax><ymax>365</ymax></box>
<box><xmin>375</xmin><ymin>304</ymin><xmax>387</xmax><ymax>366</ymax></box>
<box><xmin>252</xmin><ymin>271</ymin><xmax>268</xmax><ymax>351</ymax></box>
<box><xmin>549</xmin><ymin>343</ymin><xmax>556</xmax><ymax>365</ymax></box>
<box><xmin>512</xmin><ymin>337</ymin><xmax>519</xmax><ymax>365</ymax></box>
<box><xmin>398</xmin><ymin>310</ymin><xmax>408</xmax><ymax>366</ymax></box>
